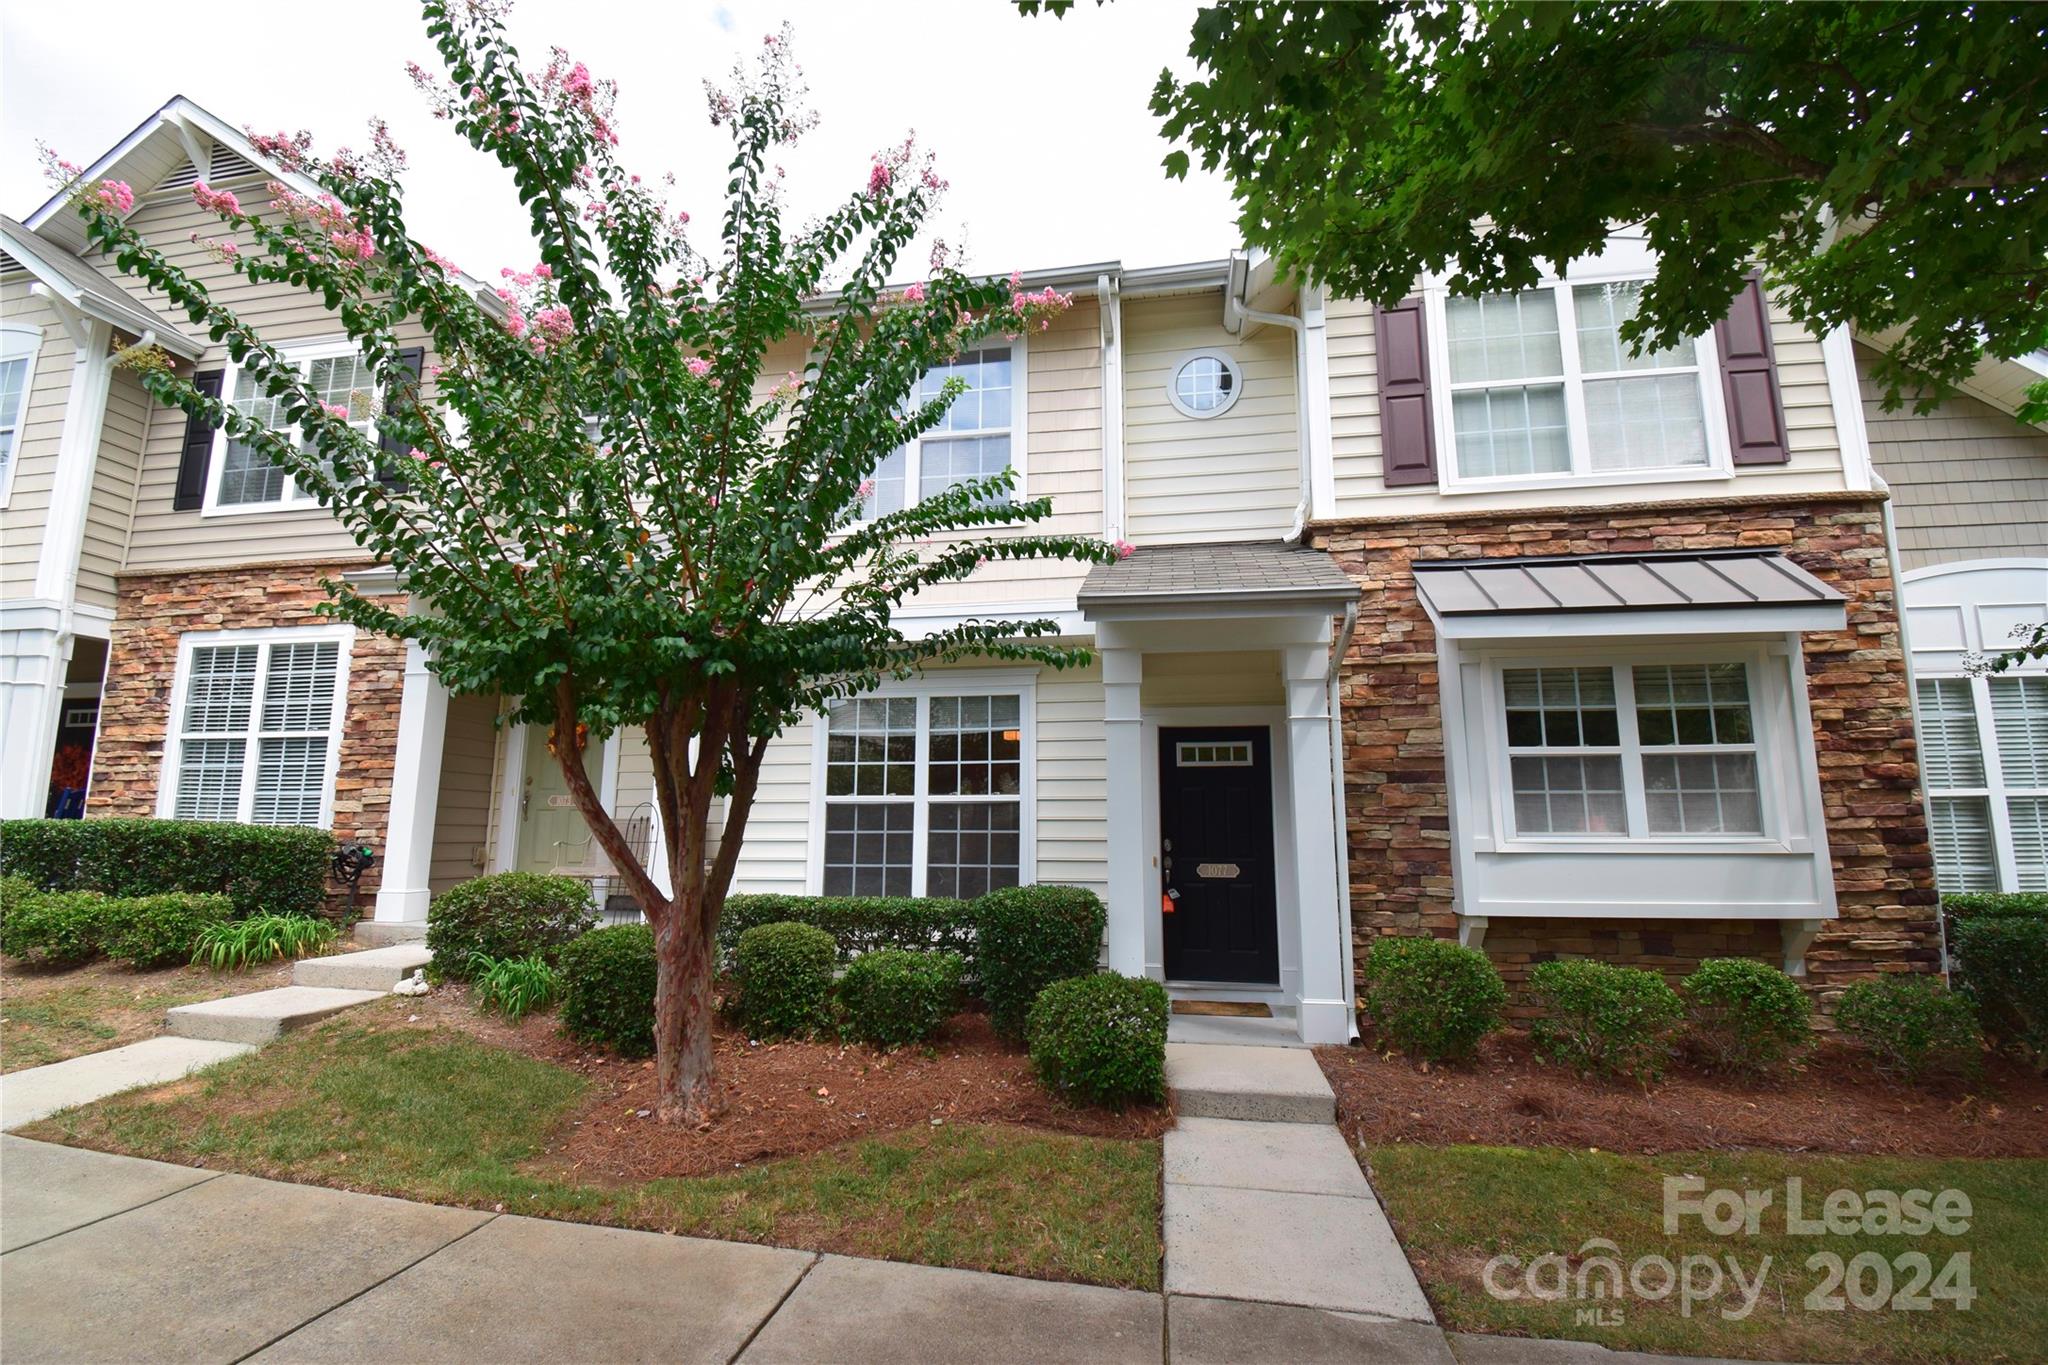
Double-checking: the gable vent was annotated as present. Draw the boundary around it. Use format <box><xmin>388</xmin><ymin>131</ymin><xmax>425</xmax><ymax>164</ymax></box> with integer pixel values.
<box><xmin>159</xmin><ymin>158</ymin><xmax>204</xmax><ymax>193</ymax></box>
<box><xmin>0</xmin><ymin>251</ymin><xmax>23</xmax><ymax>276</ymax></box>
<box><xmin>208</xmin><ymin>146</ymin><xmax>263</xmax><ymax>181</ymax></box>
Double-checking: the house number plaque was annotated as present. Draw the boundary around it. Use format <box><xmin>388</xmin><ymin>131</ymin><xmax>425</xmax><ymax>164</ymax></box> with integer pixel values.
<box><xmin>1196</xmin><ymin>863</ymin><xmax>1240</xmax><ymax>879</ymax></box>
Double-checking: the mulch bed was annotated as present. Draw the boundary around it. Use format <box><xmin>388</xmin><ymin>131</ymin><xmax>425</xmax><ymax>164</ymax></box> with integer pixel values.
<box><xmin>1317</xmin><ymin>1030</ymin><xmax>2048</xmax><ymax>1158</ymax></box>
<box><xmin>401</xmin><ymin>989</ymin><xmax>1171</xmax><ymax>1181</ymax></box>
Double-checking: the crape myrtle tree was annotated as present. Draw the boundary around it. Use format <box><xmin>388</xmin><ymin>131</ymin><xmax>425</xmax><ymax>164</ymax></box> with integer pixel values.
<box><xmin>64</xmin><ymin>1</ymin><xmax>1116</xmax><ymax>1122</ymax></box>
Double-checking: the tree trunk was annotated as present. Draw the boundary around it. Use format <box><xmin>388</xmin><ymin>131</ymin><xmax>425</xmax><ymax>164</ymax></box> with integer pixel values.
<box><xmin>652</xmin><ymin>904</ymin><xmax>718</xmax><ymax>1123</ymax></box>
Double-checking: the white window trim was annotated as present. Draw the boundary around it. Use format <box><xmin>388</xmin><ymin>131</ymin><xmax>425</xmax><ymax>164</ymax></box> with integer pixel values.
<box><xmin>0</xmin><ymin>323</ymin><xmax>42</xmax><ymax>509</ymax></box>
<box><xmin>804</xmin><ymin>669</ymin><xmax>1039</xmax><ymax>897</ymax></box>
<box><xmin>202</xmin><ymin>336</ymin><xmax>376</xmax><ymax>518</ymax></box>
<box><xmin>155</xmin><ymin>623</ymin><xmax>355</xmax><ymax>829</ymax></box>
<box><xmin>1164</xmin><ymin>347</ymin><xmax>1244</xmax><ymax>420</ymax></box>
<box><xmin>1477</xmin><ymin>642</ymin><xmax>1797</xmax><ymax>855</ymax></box>
<box><xmin>857</xmin><ymin>333</ymin><xmax>1030</xmax><ymax>528</ymax></box>
<box><xmin>1422</xmin><ymin>255</ymin><xmax>1734</xmax><ymax>496</ymax></box>
<box><xmin>1921</xmin><ymin>670</ymin><xmax>2047</xmax><ymax>892</ymax></box>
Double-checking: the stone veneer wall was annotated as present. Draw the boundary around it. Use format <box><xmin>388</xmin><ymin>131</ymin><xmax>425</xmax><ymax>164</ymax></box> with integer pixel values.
<box><xmin>1309</xmin><ymin>492</ymin><xmax>1940</xmax><ymax>1007</ymax></box>
<box><xmin>90</xmin><ymin>560</ymin><xmax>406</xmax><ymax>912</ymax></box>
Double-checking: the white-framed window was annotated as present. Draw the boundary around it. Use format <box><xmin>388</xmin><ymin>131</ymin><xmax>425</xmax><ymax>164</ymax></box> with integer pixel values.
<box><xmin>811</xmin><ymin>676</ymin><xmax>1035</xmax><ymax>898</ymax></box>
<box><xmin>1918</xmin><ymin>673</ymin><xmax>2048</xmax><ymax>892</ymax></box>
<box><xmin>858</xmin><ymin>338</ymin><xmax>1025</xmax><ymax>522</ymax></box>
<box><xmin>0</xmin><ymin>323</ymin><xmax>42</xmax><ymax>507</ymax></box>
<box><xmin>206</xmin><ymin>339</ymin><xmax>379</xmax><ymax>515</ymax></box>
<box><xmin>1166</xmin><ymin>350</ymin><xmax>1242</xmax><ymax>419</ymax></box>
<box><xmin>1426</xmin><ymin>252</ymin><xmax>1732</xmax><ymax>493</ymax></box>
<box><xmin>157</xmin><ymin>625</ymin><xmax>353</xmax><ymax>828</ymax></box>
<box><xmin>1492</xmin><ymin>654</ymin><xmax>1772</xmax><ymax>843</ymax></box>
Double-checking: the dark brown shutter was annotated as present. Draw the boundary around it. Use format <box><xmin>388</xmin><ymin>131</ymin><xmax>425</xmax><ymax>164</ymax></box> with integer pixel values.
<box><xmin>376</xmin><ymin>346</ymin><xmax>426</xmax><ymax>487</ymax></box>
<box><xmin>1375</xmin><ymin>296</ymin><xmax>1438</xmax><ymax>487</ymax></box>
<box><xmin>1713</xmin><ymin>275</ymin><xmax>1791</xmax><ymax>466</ymax></box>
<box><xmin>172</xmin><ymin>369</ymin><xmax>224</xmax><ymax>511</ymax></box>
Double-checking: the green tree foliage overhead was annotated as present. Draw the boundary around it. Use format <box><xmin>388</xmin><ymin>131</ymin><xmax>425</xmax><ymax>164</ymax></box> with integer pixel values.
<box><xmin>1031</xmin><ymin>0</ymin><xmax>2047</xmax><ymax>419</ymax></box>
<box><xmin>62</xmin><ymin>2</ymin><xmax>1114</xmax><ymax>1121</ymax></box>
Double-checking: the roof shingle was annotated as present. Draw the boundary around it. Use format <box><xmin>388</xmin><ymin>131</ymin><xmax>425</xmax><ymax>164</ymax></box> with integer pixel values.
<box><xmin>1078</xmin><ymin>540</ymin><xmax>1356</xmax><ymax>606</ymax></box>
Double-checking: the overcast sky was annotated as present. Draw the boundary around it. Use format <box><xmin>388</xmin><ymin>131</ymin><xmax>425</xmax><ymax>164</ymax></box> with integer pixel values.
<box><xmin>2</xmin><ymin>0</ymin><xmax>1243</xmax><ymax>282</ymax></box>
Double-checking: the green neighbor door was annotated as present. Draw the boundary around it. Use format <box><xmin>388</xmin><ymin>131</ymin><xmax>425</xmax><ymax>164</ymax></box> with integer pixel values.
<box><xmin>517</xmin><ymin>735</ymin><xmax>602</xmax><ymax>874</ymax></box>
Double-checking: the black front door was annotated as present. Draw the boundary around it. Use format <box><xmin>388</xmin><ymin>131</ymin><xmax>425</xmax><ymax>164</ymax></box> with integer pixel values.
<box><xmin>1159</xmin><ymin>726</ymin><xmax>1280</xmax><ymax>984</ymax></box>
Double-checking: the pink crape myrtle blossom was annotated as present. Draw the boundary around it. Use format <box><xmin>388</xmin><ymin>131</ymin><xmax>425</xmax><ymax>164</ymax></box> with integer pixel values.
<box><xmin>687</xmin><ymin>356</ymin><xmax>713</xmax><ymax>378</ymax></box>
<box><xmin>91</xmin><ymin>180</ymin><xmax>135</xmax><ymax>215</ymax></box>
<box><xmin>189</xmin><ymin>234</ymin><xmax>241</xmax><ymax>265</ymax></box>
<box><xmin>529</xmin><ymin>305</ymin><xmax>575</xmax><ymax>352</ymax></box>
<box><xmin>901</xmin><ymin>281</ymin><xmax>926</xmax><ymax>304</ymax></box>
<box><xmin>857</xmin><ymin>478</ymin><xmax>877</xmax><ymax>499</ymax></box>
<box><xmin>1112</xmin><ymin>539</ymin><xmax>1135</xmax><ymax>560</ymax></box>
<box><xmin>191</xmin><ymin>183</ymin><xmax>242</xmax><ymax>216</ymax></box>
<box><xmin>244</xmin><ymin>129</ymin><xmax>314</xmax><ymax>171</ymax></box>
<box><xmin>322</xmin><ymin>402</ymin><xmax>351</xmax><ymax>421</ymax></box>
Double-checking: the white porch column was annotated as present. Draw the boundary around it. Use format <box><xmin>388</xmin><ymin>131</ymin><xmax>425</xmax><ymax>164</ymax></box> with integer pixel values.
<box><xmin>372</xmin><ymin>641</ymin><xmax>450</xmax><ymax>922</ymax></box>
<box><xmin>1284</xmin><ymin>641</ymin><xmax>1351</xmax><ymax>1043</ymax></box>
<box><xmin>1100</xmin><ymin>630</ymin><xmax>1150</xmax><ymax>978</ymax></box>
<box><xmin>0</xmin><ymin>617</ymin><xmax>73</xmax><ymax>818</ymax></box>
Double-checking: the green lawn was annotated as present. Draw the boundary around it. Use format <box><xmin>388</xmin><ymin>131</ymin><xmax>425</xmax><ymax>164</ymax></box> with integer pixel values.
<box><xmin>21</xmin><ymin>1022</ymin><xmax>1162</xmax><ymax>1290</ymax></box>
<box><xmin>1</xmin><ymin>962</ymin><xmax>269</xmax><ymax>1072</ymax></box>
<box><xmin>1368</xmin><ymin>1144</ymin><xmax>2048</xmax><ymax>1363</ymax></box>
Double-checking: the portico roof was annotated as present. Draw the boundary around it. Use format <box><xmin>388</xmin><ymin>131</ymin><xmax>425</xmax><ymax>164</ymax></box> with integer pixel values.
<box><xmin>1077</xmin><ymin>540</ymin><xmax>1357</xmax><ymax>612</ymax></box>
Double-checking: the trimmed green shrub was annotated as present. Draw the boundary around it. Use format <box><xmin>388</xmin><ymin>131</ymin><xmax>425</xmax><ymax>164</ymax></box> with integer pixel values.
<box><xmin>1836</xmin><ymin>975</ymin><xmax>1983</xmax><ymax>1083</ymax></box>
<box><xmin>0</xmin><ymin>885</ymin><xmax>109</xmax><ymax>967</ymax></box>
<box><xmin>191</xmin><ymin>914</ymin><xmax>338</xmax><ymax>970</ymax></box>
<box><xmin>0</xmin><ymin>818</ymin><xmax>332</xmax><ymax>918</ymax></box>
<box><xmin>1027</xmin><ymin>973</ymin><xmax>1169</xmax><ymax>1108</ymax></box>
<box><xmin>559</xmin><ymin>924</ymin><xmax>658</xmax><ymax>1056</ymax></box>
<box><xmin>470</xmin><ymin>952</ymin><xmax>564</xmax><ymax>1021</ymax></box>
<box><xmin>1942</xmin><ymin>892</ymin><xmax>2048</xmax><ymax>927</ymax></box>
<box><xmin>1949</xmin><ymin>916</ymin><xmax>2045</xmax><ymax>1072</ymax></box>
<box><xmin>718</xmin><ymin>894</ymin><xmax>976</xmax><ymax>976</ymax></box>
<box><xmin>0</xmin><ymin>873</ymin><xmax>35</xmax><ymax>933</ymax></box>
<box><xmin>1681</xmin><ymin>958</ymin><xmax>1813</xmax><ymax>1076</ymax></box>
<box><xmin>1528</xmin><ymin>960</ymin><xmax>1685</xmax><ymax>1084</ymax></box>
<box><xmin>838</xmin><ymin>949</ymin><xmax>963</xmax><ymax>1048</ymax></box>
<box><xmin>104</xmin><ymin>893</ymin><xmax>232</xmax><ymax>969</ymax></box>
<box><xmin>1358</xmin><ymin>936</ymin><xmax>1506</xmax><ymax>1061</ymax></box>
<box><xmin>427</xmin><ymin>872</ymin><xmax>597</xmax><ymax>978</ymax></box>
<box><xmin>733</xmin><ymin>922</ymin><xmax>837</xmax><ymax>1038</ymax></box>
<box><xmin>976</xmin><ymin>885</ymin><xmax>1107</xmax><ymax>1039</ymax></box>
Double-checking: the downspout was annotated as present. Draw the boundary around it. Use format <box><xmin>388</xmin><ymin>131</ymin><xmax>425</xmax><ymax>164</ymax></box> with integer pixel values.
<box><xmin>1327</xmin><ymin>598</ymin><xmax>1361</xmax><ymax>1039</ymax></box>
<box><xmin>1224</xmin><ymin>257</ymin><xmax>1316</xmax><ymax>540</ymax></box>
<box><xmin>1875</xmin><ymin>470</ymin><xmax>1949</xmax><ymax>979</ymax></box>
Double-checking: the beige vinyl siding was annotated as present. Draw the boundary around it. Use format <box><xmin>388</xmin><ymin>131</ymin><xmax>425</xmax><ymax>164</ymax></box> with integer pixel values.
<box><xmin>729</xmin><ymin>715</ymin><xmax>816</xmax><ymax>893</ymax></box>
<box><xmin>428</xmin><ymin>692</ymin><xmax>498</xmax><ymax>892</ymax></box>
<box><xmin>1124</xmin><ymin>291</ymin><xmax>1299</xmax><ymax>545</ymax></box>
<box><xmin>1858</xmin><ymin>344</ymin><xmax>2048</xmax><ymax>570</ymax></box>
<box><xmin>75</xmin><ymin>367</ymin><xmax>150</xmax><ymax>611</ymax></box>
<box><xmin>1326</xmin><ymin>290</ymin><xmax>1850</xmax><ymax>519</ymax></box>
<box><xmin>0</xmin><ymin>282</ymin><xmax>73</xmax><ymax>598</ymax></box>
<box><xmin>1139</xmin><ymin>650</ymin><xmax>1281</xmax><ymax>708</ymax></box>
<box><xmin>113</xmin><ymin>184</ymin><xmax>435</xmax><ymax>571</ymax></box>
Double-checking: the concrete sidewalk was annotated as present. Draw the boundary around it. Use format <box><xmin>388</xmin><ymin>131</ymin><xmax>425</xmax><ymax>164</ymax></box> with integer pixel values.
<box><xmin>0</xmin><ymin>1136</ymin><xmax>1773</xmax><ymax>1364</ymax></box>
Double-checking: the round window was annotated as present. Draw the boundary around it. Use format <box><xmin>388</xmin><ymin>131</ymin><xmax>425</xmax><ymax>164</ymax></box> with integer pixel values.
<box><xmin>1168</xmin><ymin>351</ymin><xmax>1242</xmax><ymax>418</ymax></box>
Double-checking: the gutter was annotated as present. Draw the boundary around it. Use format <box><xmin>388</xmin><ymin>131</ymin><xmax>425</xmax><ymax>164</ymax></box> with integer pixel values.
<box><xmin>1327</xmin><ymin>597</ymin><xmax>1361</xmax><ymax>1040</ymax></box>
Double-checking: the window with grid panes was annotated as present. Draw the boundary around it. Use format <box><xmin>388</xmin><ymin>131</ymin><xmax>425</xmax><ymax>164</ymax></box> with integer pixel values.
<box><xmin>1917</xmin><ymin>673</ymin><xmax>2048</xmax><ymax>892</ymax></box>
<box><xmin>857</xmin><ymin>345</ymin><xmax>1014</xmax><ymax>521</ymax></box>
<box><xmin>168</xmin><ymin>633</ymin><xmax>345</xmax><ymax>825</ymax></box>
<box><xmin>214</xmin><ymin>347</ymin><xmax>379</xmax><ymax>508</ymax></box>
<box><xmin>822</xmin><ymin>692</ymin><xmax>1024</xmax><ymax>897</ymax></box>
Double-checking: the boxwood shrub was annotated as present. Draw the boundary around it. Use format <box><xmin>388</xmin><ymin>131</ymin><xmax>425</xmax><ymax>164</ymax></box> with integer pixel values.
<box><xmin>1027</xmin><ymin>972</ymin><xmax>1169</xmax><ymax>1108</ymax></box>
<box><xmin>976</xmin><ymin>885</ymin><xmax>1107</xmax><ymax>1039</ymax></box>
<box><xmin>1358</xmin><ymin>936</ymin><xmax>1505</xmax><ymax>1061</ymax></box>
<box><xmin>1680</xmin><ymin>958</ymin><xmax>1813</xmax><ymax>1076</ymax></box>
<box><xmin>1836</xmin><ymin>975</ymin><xmax>1983</xmax><ymax>1083</ymax></box>
<box><xmin>838</xmin><ymin>949</ymin><xmax>963</xmax><ymax>1048</ymax></box>
<box><xmin>1528</xmin><ymin>959</ymin><xmax>1685</xmax><ymax>1084</ymax></box>
<box><xmin>0</xmin><ymin>881</ymin><xmax>109</xmax><ymax>967</ymax></box>
<box><xmin>427</xmin><ymin>872</ymin><xmax>597</xmax><ymax>978</ymax></box>
<box><xmin>0</xmin><ymin>818</ymin><xmax>332</xmax><ymax>918</ymax></box>
<box><xmin>717</xmin><ymin>894</ymin><xmax>975</xmax><ymax>975</ymax></box>
<box><xmin>1941</xmin><ymin>891</ymin><xmax>2047</xmax><ymax>930</ymax></box>
<box><xmin>559</xmin><ymin>924</ymin><xmax>658</xmax><ymax>1056</ymax></box>
<box><xmin>1951</xmin><ymin>914</ymin><xmax>2047</xmax><ymax>1072</ymax></box>
<box><xmin>733</xmin><ymin>921</ymin><xmax>837</xmax><ymax>1038</ymax></box>
<box><xmin>104</xmin><ymin>893</ymin><xmax>233</xmax><ymax>969</ymax></box>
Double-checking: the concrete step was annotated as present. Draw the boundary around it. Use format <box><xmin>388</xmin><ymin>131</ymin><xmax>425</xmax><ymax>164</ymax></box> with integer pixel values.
<box><xmin>352</xmin><ymin>920</ymin><xmax>427</xmax><ymax>947</ymax></box>
<box><xmin>1167</xmin><ymin>1009</ymin><xmax>1307</xmax><ymax>1048</ymax></box>
<box><xmin>166</xmin><ymin>986</ymin><xmax>385</xmax><ymax>1045</ymax></box>
<box><xmin>1166</xmin><ymin>1042</ymin><xmax>1337</xmax><ymax>1124</ymax></box>
<box><xmin>0</xmin><ymin>1037</ymin><xmax>256</xmax><ymax>1130</ymax></box>
<box><xmin>293</xmin><ymin>942</ymin><xmax>433</xmax><ymax>992</ymax></box>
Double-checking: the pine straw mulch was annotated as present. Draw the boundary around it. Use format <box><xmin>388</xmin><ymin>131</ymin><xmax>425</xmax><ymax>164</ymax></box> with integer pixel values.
<box><xmin>1317</xmin><ymin>1030</ymin><xmax>2048</xmax><ymax>1158</ymax></box>
<box><xmin>391</xmin><ymin>987</ymin><xmax>1171</xmax><ymax>1182</ymax></box>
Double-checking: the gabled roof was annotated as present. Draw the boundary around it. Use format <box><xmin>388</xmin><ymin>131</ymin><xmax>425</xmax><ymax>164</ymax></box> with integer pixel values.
<box><xmin>0</xmin><ymin>214</ymin><xmax>202</xmax><ymax>358</ymax></box>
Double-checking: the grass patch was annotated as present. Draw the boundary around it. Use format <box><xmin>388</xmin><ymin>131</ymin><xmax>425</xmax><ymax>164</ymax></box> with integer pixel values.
<box><xmin>1369</xmin><ymin>1143</ymin><xmax>2048</xmax><ymax>1363</ymax></box>
<box><xmin>23</xmin><ymin>1021</ymin><xmax>1161</xmax><ymax>1289</ymax></box>
<box><xmin>1</xmin><ymin>961</ymin><xmax>263</xmax><ymax>1072</ymax></box>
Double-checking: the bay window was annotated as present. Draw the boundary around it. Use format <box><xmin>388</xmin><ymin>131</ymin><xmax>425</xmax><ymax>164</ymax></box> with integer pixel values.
<box><xmin>1918</xmin><ymin>673</ymin><xmax>2048</xmax><ymax>892</ymax></box>
<box><xmin>859</xmin><ymin>342</ymin><xmax>1020</xmax><ymax>521</ymax></box>
<box><xmin>1435</xmin><ymin>277</ymin><xmax>1724</xmax><ymax>488</ymax></box>
<box><xmin>160</xmin><ymin>626</ymin><xmax>352</xmax><ymax>827</ymax></box>
<box><xmin>819</xmin><ymin>686</ymin><xmax>1030</xmax><ymax>897</ymax></box>
<box><xmin>209</xmin><ymin>342</ymin><xmax>378</xmax><ymax>511</ymax></box>
<box><xmin>1501</xmin><ymin>659</ymin><xmax>1766</xmax><ymax>841</ymax></box>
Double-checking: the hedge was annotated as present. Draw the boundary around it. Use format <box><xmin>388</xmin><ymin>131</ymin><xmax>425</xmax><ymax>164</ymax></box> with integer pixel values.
<box><xmin>1951</xmin><ymin>914</ymin><xmax>2046</xmax><ymax>1073</ymax></box>
<box><xmin>976</xmin><ymin>885</ymin><xmax>1107</xmax><ymax>1039</ymax></box>
<box><xmin>0</xmin><ymin>875</ymin><xmax>230</xmax><ymax>969</ymax></box>
<box><xmin>732</xmin><ymin>922</ymin><xmax>838</xmax><ymax>1038</ymax></box>
<box><xmin>559</xmin><ymin>924</ymin><xmax>658</xmax><ymax>1056</ymax></box>
<box><xmin>0</xmin><ymin>819</ymin><xmax>332</xmax><ymax>919</ymax></box>
<box><xmin>1942</xmin><ymin>892</ymin><xmax>2048</xmax><ymax>933</ymax></box>
<box><xmin>838</xmin><ymin>949</ymin><xmax>964</xmax><ymax>1048</ymax></box>
<box><xmin>1836</xmin><ymin>975</ymin><xmax>1983</xmax><ymax>1084</ymax></box>
<box><xmin>1358</xmin><ymin>936</ymin><xmax>1505</xmax><ymax>1061</ymax></box>
<box><xmin>1528</xmin><ymin>959</ymin><xmax>1686</xmax><ymax>1084</ymax></box>
<box><xmin>1027</xmin><ymin>973</ymin><xmax>1169</xmax><ymax>1108</ymax></box>
<box><xmin>717</xmin><ymin>894</ymin><xmax>975</xmax><ymax>973</ymax></box>
<box><xmin>1681</xmin><ymin>957</ymin><xmax>1813</xmax><ymax>1076</ymax></box>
